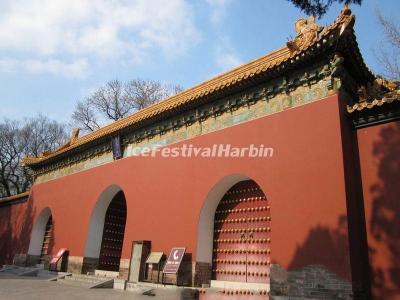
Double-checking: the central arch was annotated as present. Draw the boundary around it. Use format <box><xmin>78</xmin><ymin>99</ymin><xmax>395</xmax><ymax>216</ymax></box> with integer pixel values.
<box><xmin>196</xmin><ymin>175</ymin><xmax>271</xmax><ymax>287</ymax></box>
<box><xmin>212</xmin><ymin>180</ymin><xmax>271</xmax><ymax>283</ymax></box>
<box><xmin>84</xmin><ymin>185</ymin><xmax>127</xmax><ymax>272</ymax></box>
<box><xmin>196</xmin><ymin>175</ymin><xmax>250</xmax><ymax>264</ymax></box>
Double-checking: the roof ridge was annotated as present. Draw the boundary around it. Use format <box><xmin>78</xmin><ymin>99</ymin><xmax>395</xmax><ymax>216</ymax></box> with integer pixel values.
<box><xmin>0</xmin><ymin>191</ymin><xmax>30</xmax><ymax>203</ymax></box>
<box><xmin>23</xmin><ymin>6</ymin><xmax>357</xmax><ymax>166</ymax></box>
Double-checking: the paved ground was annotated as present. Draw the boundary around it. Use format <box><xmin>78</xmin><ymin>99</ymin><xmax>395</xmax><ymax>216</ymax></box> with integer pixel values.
<box><xmin>0</xmin><ymin>274</ymin><xmax>184</xmax><ymax>300</ymax></box>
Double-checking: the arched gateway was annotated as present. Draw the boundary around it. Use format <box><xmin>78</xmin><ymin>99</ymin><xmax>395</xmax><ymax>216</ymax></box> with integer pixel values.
<box><xmin>84</xmin><ymin>185</ymin><xmax>127</xmax><ymax>273</ymax></box>
<box><xmin>27</xmin><ymin>207</ymin><xmax>54</xmax><ymax>264</ymax></box>
<box><xmin>98</xmin><ymin>191</ymin><xmax>127</xmax><ymax>271</ymax></box>
<box><xmin>212</xmin><ymin>180</ymin><xmax>271</xmax><ymax>284</ymax></box>
<box><xmin>40</xmin><ymin>215</ymin><xmax>53</xmax><ymax>260</ymax></box>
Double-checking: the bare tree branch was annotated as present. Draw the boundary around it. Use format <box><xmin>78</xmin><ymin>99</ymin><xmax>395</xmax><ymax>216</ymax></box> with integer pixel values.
<box><xmin>0</xmin><ymin>115</ymin><xmax>67</xmax><ymax>198</ymax></box>
<box><xmin>20</xmin><ymin>114</ymin><xmax>67</xmax><ymax>157</ymax></box>
<box><xmin>71</xmin><ymin>78</ymin><xmax>183</xmax><ymax>132</ymax></box>
<box><xmin>375</xmin><ymin>9</ymin><xmax>400</xmax><ymax>80</ymax></box>
<box><xmin>377</xmin><ymin>10</ymin><xmax>400</xmax><ymax>49</ymax></box>
<box><xmin>89</xmin><ymin>80</ymin><xmax>133</xmax><ymax>121</ymax></box>
<box><xmin>72</xmin><ymin>100</ymin><xmax>101</xmax><ymax>132</ymax></box>
<box><xmin>125</xmin><ymin>79</ymin><xmax>166</xmax><ymax>110</ymax></box>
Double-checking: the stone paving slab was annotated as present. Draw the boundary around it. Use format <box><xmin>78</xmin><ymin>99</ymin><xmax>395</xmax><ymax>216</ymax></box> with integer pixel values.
<box><xmin>0</xmin><ymin>274</ymin><xmax>183</xmax><ymax>300</ymax></box>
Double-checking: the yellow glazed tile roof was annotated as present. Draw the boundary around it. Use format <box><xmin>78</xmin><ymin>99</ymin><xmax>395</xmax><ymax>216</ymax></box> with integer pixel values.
<box><xmin>0</xmin><ymin>191</ymin><xmax>30</xmax><ymax>205</ymax></box>
<box><xmin>23</xmin><ymin>6</ymin><xmax>356</xmax><ymax>166</ymax></box>
<box><xmin>347</xmin><ymin>92</ymin><xmax>400</xmax><ymax>113</ymax></box>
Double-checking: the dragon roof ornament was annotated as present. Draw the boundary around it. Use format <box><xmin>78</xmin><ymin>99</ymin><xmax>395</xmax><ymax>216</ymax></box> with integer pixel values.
<box><xmin>287</xmin><ymin>16</ymin><xmax>321</xmax><ymax>51</ymax></box>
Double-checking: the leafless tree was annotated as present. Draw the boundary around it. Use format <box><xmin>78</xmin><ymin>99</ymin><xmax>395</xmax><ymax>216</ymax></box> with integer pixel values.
<box><xmin>0</xmin><ymin>115</ymin><xmax>67</xmax><ymax>198</ymax></box>
<box><xmin>125</xmin><ymin>79</ymin><xmax>183</xmax><ymax>111</ymax></box>
<box><xmin>125</xmin><ymin>79</ymin><xmax>164</xmax><ymax>110</ymax></box>
<box><xmin>20</xmin><ymin>114</ymin><xmax>67</xmax><ymax>157</ymax></box>
<box><xmin>72</xmin><ymin>79</ymin><xmax>183</xmax><ymax>132</ymax></box>
<box><xmin>88</xmin><ymin>80</ymin><xmax>133</xmax><ymax>121</ymax></box>
<box><xmin>0</xmin><ymin>120</ymin><xmax>24</xmax><ymax>197</ymax></box>
<box><xmin>375</xmin><ymin>9</ymin><xmax>400</xmax><ymax>81</ymax></box>
<box><xmin>72</xmin><ymin>100</ymin><xmax>101</xmax><ymax>132</ymax></box>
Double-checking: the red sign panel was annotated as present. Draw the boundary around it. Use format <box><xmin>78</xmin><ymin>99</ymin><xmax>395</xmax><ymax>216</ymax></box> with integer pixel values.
<box><xmin>162</xmin><ymin>247</ymin><xmax>185</xmax><ymax>274</ymax></box>
<box><xmin>50</xmin><ymin>248</ymin><xmax>67</xmax><ymax>264</ymax></box>
<box><xmin>49</xmin><ymin>248</ymin><xmax>67</xmax><ymax>270</ymax></box>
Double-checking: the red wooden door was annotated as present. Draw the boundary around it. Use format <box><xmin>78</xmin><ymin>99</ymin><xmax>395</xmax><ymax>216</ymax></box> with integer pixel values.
<box><xmin>212</xmin><ymin>180</ymin><xmax>271</xmax><ymax>283</ymax></box>
<box><xmin>98</xmin><ymin>191</ymin><xmax>127</xmax><ymax>271</ymax></box>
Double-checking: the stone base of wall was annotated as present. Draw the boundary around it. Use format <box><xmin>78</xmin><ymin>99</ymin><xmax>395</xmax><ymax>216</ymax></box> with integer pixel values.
<box><xmin>12</xmin><ymin>254</ymin><xmax>27</xmax><ymax>266</ymax></box>
<box><xmin>119</xmin><ymin>258</ymin><xmax>130</xmax><ymax>280</ymax></box>
<box><xmin>82</xmin><ymin>257</ymin><xmax>98</xmax><ymax>274</ymax></box>
<box><xmin>12</xmin><ymin>254</ymin><xmax>48</xmax><ymax>268</ymax></box>
<box><xmin>144</xmin><ymin>261</ymin><xmax>210</xmax><ymax>287</ymax></box>
<box><xmin>161</xmin><ymin>273</ymin><xmax>176</xmax><ymax>285</ymax></box>
<box><xmin>26</xmin><ymin>255</ymin><xmax>40</xmax><ymax>266</ymax></box>
<box><xmin>40</xmin><ymin>255</ymin><xmax>51</xmax><ymax>269</ymax></box>
<box><xmin>193</xmin><ymin>262</ymin><xmax>212</xmax><ymax>287</ymax></box>
<box><xmin>67</xmin><ymin>256</ymin><xmax>83</xmax><ymax>273</ymax></box>
<box><xmin>66</xmin><ymin>256</ymin><xmax>129</xmax><ymax>278</ymax></box>
<box><xmin>158</xmin><ymin>260</ymin><xmax>211</xmax><ymax>287</ymax></box>
<box><xmin>179</xmin><ymin>260</ymin><xmax>193</xmax><ymax>286</ymax></box>
<box><xmin>270</xmin><ymin>264</ymin><xmax>353</xmax><ymax>300</ymax></box>
<box><xmin>162</xmin><ymin>259</ymin><xmax>193</xmax><ymax>286</ymax></box>
<box><xmin>146</xmin><ymin>267</ymin><xmax>163</xmax><ymax>283</ymax></box>
<box><xmin>11</xmin><ymin>254</ymin><xmax>52</xmax><ymax>270</ymax></box>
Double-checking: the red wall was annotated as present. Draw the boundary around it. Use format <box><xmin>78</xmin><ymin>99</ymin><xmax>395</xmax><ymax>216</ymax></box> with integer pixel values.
<box><xmin>357</xmin><ymin>120</ymin><xmax>400</xmax><ymax>300</ymax></box>
<box><xmin>0</xmin><ymin>199</ymin><xmax>32</xmax><ymax>265</ymax></box>
<box><xmin>1</xmin><ymin>95</ymin><xmax>353</xmax><ymax>281</ymax></box>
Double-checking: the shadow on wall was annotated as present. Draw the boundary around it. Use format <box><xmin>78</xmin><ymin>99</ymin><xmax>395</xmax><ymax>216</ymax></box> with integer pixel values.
<box><xmin>0</xmin><ymin>194</ymin><xmax>35</xmax><ymax>265</ymax></box>
<box><xmin>288</xmin><ymin>214</ymin><xmax>351</xmax><ymax>280</ymax></box>
<box><xmin>370</xmin><ymin>121</ymin><xmax>400</xmax><ymax>299</ymax></box>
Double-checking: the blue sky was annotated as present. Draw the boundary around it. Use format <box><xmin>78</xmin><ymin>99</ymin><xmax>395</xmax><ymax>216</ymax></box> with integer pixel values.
<box><xmin>0</xmin><ymin>0</ymin><xmax>398</xmax><ymax>123</ymax></box>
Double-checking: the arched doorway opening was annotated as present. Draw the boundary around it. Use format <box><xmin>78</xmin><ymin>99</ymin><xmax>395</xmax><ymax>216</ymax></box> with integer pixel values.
<box><xmin>28</xmin><ymin>207</ymin><xmax>54</xmax><ymax>264</ymax></box>
<box><xmin>98</xmin><ymin>191</ymin><xmax>127</xmax><ymax>271</ymax></box>
<box><xmin>40</xmin><ymin>215</ymin><xmax>53</xmax><ymax>261</ymax></box>
<box><xmin>211</xmin><ymin>180</ymin><xmax>271</xmax><ymax>284</ymax></box>
<box><xmin>84</xmin><ymin>185</ymin><xmax>127</xmax><ymax>273</ymax></box>
<box><xmin>196</xmin><ymin>174</ymin><xmax>250</xmax><ymax>265</ymax></box>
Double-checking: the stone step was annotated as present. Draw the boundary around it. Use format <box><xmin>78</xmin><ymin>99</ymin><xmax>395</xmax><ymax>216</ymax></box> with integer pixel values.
<box><xmin>199</xmin><ymin>288</ymin><xmax>269</xmax><ymax>300</ymax></box>
<box><xmin>0</xmin><ymin>265</ymin><xmax>14</xmax><ymax>271</ymax></box>
<box><xmin>36</xmin><ymin>270</ymin><xmax>59</xmax><ymax>278</ymax></box>
<box><xmin>125</xmin><ymin>284</ymin><xmax>199</xmax><ymax>299</ymax></box>
<box><xmin>64</xmin><ymin>276</ymin><xmax>107</xmax><ymax>283</ymax></box>
<box><xmin>58</xmin><ymin>274</ymin><xmax>114</xmax><ymax>288</ymax></box>
<box><xmin>65</xmin><ymin>274</ymin><xmax>98</xmax><ymax>279</ymax></box>
<box><xmin>0</xmin><ymin>266</ymin><xmax>38</xmax><ymax>276</ymax></box>
<box><xmin>210</xmin><ymin>280</ymin><xmax>270</xmax><ymax>291</ymax></box>
<box><xmin>58</xmin><ymin>279</ymin><xmax>96</xmax><ymax>288</ymax></box>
